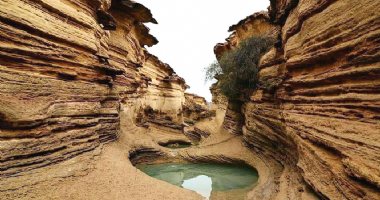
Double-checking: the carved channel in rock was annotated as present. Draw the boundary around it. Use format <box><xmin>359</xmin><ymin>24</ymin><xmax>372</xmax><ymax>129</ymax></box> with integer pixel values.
<box><xmin>128</xmin><ymin>147</ymin><xmax>166</xmax><ymax>166</ymax></box>
<box><xmin>158</xmin><ymin>140</ymin><xmax>192</xmax><ymax>149</ymax></box>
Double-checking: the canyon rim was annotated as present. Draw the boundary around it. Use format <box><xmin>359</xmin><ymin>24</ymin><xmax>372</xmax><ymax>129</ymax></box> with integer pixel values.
<box><xmin>0</xmin><ymin>0</ymin><xmax>379</xmax><ymax>200</ymax></box>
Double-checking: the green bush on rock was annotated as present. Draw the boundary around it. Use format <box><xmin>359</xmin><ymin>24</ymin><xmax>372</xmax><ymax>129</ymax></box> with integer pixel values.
<box><xmin>205</xmin><ymin>36</ymin><xmax>274</xmax><ymax>100</ymax></box>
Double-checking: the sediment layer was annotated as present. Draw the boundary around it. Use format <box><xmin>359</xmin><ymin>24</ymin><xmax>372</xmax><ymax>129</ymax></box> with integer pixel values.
<box><xmin>214</xmin><ymin>0</ymin><xmax>380</xmax><ymax>199</ymax></box>
<box><xmin>1</xmin><ymin>0</ymin><xmax>379</xmax><ymax>200</ymax></box>
<box><xmin>0</xmin><ymin>0</ymin><xmax>186</xmax><ymax>186</ymax></box>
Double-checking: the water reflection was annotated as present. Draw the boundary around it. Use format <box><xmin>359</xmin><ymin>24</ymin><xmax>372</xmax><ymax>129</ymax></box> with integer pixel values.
<box><xmin>137</xmin><ymin>163</ymin><xmax>258</xmax><ymax>199</ymax></box>
<box><xmin>182</xmin><ymin>175</ymin><xmax>212</xmax><ymax>199</ymax></box>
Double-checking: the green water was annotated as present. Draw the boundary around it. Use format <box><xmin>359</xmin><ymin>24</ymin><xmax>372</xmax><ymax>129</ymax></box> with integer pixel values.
<box><xmin>137</xmin><ymin>163</ymin><xmax>259</xmax><ymax>199</ymax></box>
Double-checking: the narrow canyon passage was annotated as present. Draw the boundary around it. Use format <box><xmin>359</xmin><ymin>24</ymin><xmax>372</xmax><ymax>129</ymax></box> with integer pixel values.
<box><xmin>0</xmin><ymin>0</ymin><xmax>379</xmax><ymax>200</ymax></box>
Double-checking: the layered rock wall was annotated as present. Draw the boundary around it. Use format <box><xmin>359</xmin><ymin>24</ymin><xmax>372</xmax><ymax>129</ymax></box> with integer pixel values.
<box><xmin>214</xmin><ymin>13</ymin><xmax>280</xmax><ymax>136</ymax></box>
<box><xmin>183</xmin><ymin>93</ymin><xmax>215</xmax><ymax>123</ymax></box>
<box><xmin>0</xmin><ymin>0</ymin><xmax>186</xmax><ymax>179</ymax></box>
<box><xmin>210</xmin><ymin>83</ymin><xmax>228</xmax><ymax>110</ymax></box>
<box><xmin>185</xmin><ymin>93</ymin><xmax>207</xmax><ymax>107</ymax></box>
<box><xmin>131</xmin><ymin>54</ymin><xmax>186</xmax><ymax>124</ymax></box>
<box><xmin>215</xmin><ymin>0</ymin><xmax>380</xmax><ymax>199</ymax></box>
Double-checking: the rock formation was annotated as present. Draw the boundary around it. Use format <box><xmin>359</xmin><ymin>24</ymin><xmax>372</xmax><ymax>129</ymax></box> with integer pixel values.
<box><xmin>0</xmin><ymin>0</ymin><xmax>186</xmax><ymax>189</ymax></box>
<box><xmin>213</xmin><ymin>0</ymin><xmax>380</xmax><ymax>199</ymax></box>
<box><xmin>1</xmin><ymin>0</ymin><xmax>379</xmax><ymax>199</ymax></box>
<box><xmin>210</xmin><ymin>82</ymin><xmax>228</xmax><ymax>110</ymax></box>
<box><xmin>183</xmin><ymin>93</ymin><xmax>215</xmax><ymax>123</ymax></box>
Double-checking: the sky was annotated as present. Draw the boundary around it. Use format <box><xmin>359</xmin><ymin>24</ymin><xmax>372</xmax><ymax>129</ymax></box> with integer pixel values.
<box><xmin>137</xmin><ymin>0</ymin><xmax>269</xmax><ymax>101</ymax></box>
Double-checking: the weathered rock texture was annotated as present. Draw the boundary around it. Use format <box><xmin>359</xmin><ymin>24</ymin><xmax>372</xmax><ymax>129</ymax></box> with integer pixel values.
<box><xmin>214</xmin><ymin>0</ymin><xmax>380</xmax><ymax>199</ymax></box>
<box><xmin>183</xmin><ymin>93</ymin><xmax>215</xmax><ymax>123</ymax></box>
<box><xmin>214</xmin><ymin>12</ymin><xmax>280</xmax><ymax>137</ymax></box>
<box><xmin>185</xmin><ymin>93</ymin><xmax>208</xmax><ymax>107</ymax></box>
<box><xmin>210</xmin><ymin>83</ymin><xmax>244</xmax><ymax>135</ymax></box>
<box><xmin>210</xmin><ymin>82</ymin><xmax>228</xmax><ymax>110</ymax></box>
<box><xmin>0</xmin><ymin>0</ymin><xmax>186</xmax><ymax>184</ymax></box>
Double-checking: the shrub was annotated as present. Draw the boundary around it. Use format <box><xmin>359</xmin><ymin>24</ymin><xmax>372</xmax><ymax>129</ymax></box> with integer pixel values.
<box><xmin>205</xmin><ymin>36</ymin><xmax>274</xmax><ymax>100</ymax></box>
<box><xmin>204</xmin><ymin>60</ymin><xmax>223</xmax><ymax>82</ymax></box>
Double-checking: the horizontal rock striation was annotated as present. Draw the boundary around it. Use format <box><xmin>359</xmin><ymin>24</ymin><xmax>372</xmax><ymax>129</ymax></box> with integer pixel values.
<box><xmin>185</xmin><ymin>93</ymin><xmax>208</xmax><ymax>107</ymax></box>
<box><xmin>213</xmin><ymin>12</ymin><xmax>280</xmax><ymax>137</ymax></box>
<box><xmin>275</xmin><ymin>1</ymin><xmax>380</xmax><ymax>199</ymax></box>
<box><xmin>183</xmin><ymin>93</ymin><xmax>215</xmax><ymax>123</ymax></box>
<box><xmin>184</xmin><ymin>127</ymin><xmax>211</xmax><ymax>143</ymax></box>
<box><xmin>210</xmin><ymin>83</ymin><xmax>228</xmax><ymax>110</ymax></box>
<box><xmin>0</xmin><ymin>0</ymin><xmax>186</xmax><ymax>184</ymax></box>
<box><xmin>210</xmin><ymin>83</ymin><xmax>243</xmax><ymax>135</ymax></box>
<box><xmin>214</xmin><ymin>0</ymin><xmax>380</xmax><ymax>199</ymax></box>
<box><xmin>128</xmin><ymin>147</ymin><xmax>165</xmax><ymax>166</ymax></box>
<box><xmin>222</xmin><ymin>101</ymin><xmax>244</xmax><ymax>135</ymax></box>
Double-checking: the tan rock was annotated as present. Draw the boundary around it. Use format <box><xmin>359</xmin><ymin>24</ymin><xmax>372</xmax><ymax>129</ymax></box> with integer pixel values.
<box><xmin>213</xmin><ymin>0</ymin><xmax>380</xmax><ymax>199</ymax></box>
<box><xmin>0</xmin><ymin>0</ymin><xmax>187</xmax><ymax>197</ymax></box>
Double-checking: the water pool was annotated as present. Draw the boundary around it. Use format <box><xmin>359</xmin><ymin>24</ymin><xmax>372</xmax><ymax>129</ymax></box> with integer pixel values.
<box><xmin>137</xmin><ymin>163</ymin><xmax>259</xmax><ymax>199</ymax></box>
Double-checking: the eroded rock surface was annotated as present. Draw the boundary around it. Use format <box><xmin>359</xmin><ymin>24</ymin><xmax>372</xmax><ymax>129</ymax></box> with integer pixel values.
<box><xmin>183</xmin><ymin>93</ymin><xmax>215</xmax><ymax>123</ymax></box>
<box><xmin>214</xmin><ymin>0</ymin><xmax>380</xmax><ymax>199</ymax></box>
<box><xmin>1</xmin><ymin>0</ymin><xmax>379</xmax><ymax>199</ymax></box>
<box><xmin>0</xmin><ymin>0</ymin><xmax>186</xmax><ymax>195</ymax></box>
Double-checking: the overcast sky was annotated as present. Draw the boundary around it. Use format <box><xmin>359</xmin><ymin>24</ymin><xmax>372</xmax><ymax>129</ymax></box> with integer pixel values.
<box><xmin>137</xmin><ymin>0</ymin><xmax>269</xmax><ymax>101</ymax></box>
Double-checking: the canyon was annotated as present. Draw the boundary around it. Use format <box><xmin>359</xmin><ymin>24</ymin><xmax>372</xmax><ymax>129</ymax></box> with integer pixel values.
<box><xmin>214</xmin><ymin>0</ymin><xmax>380</xmax><ymax>199</ymax></box>
<box><xmin>0</xmin><ymin>0</ymin><xmax>379</xmax><ymax>200</ymax></box>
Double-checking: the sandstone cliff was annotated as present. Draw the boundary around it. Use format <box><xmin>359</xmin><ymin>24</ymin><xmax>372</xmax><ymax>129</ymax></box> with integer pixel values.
<box><xmin>213</xmin><ymin>0</ymin><xmax>380</xmax><ymax>199</ymax></box>
<box><xmin>0</xmin><ymin>0</ymin><xmax>186</xmax><ymax>187</ymax></box>
<box><xmin>1</xmin><ymin>0</ymin><xmax>379</xmax><ymax>199</ymax></box>
<box><xmin>183</xmin><ymin>93</ymin><xmax>215</xmax><ymax>123</ymax></box>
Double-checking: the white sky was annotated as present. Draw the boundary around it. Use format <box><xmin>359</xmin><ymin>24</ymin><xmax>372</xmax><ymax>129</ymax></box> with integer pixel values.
<box><xmin>137</xmin><ymin>0</ymin><xmax>269</xmax><ymax>101</ymax></box>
